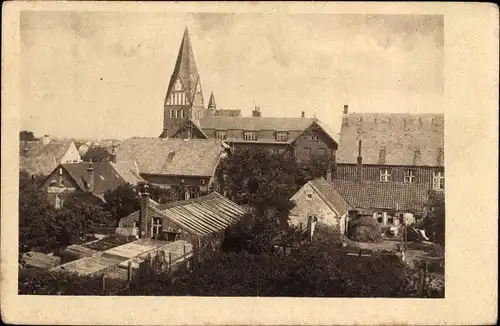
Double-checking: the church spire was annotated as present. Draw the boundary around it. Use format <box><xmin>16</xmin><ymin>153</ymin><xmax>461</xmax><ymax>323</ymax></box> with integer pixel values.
<box><xmin>167</xmin><ymin>27</ymin><xmax>201</xmax><ymax>101</ymax></box>
<box><xmin>208</xmin><ymin>92</ymin><xmax>216</xmax><ymax>111</ymax></box>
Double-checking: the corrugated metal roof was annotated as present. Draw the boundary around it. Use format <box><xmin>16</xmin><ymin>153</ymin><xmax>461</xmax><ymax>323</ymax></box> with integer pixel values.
<box><xmin>155</xmin><ymin>192</ymin><xmax>247</xmax><ymax>236</ymax></box>
<box><xmin>120</xmin><ymin>192</ymin><xmax>247</xmax><ymax>237</ymax></box>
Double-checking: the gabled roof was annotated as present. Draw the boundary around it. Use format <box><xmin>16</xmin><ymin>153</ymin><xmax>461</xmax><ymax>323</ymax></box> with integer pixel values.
<box><xmin>337</xmin><ymin>113</ymin><xmax>444</xmax><ymax>166</ymax></box>
<box><xmin>59</xmin><ymin>162</ymin><xmax>136</xmax><ymax>194</ymax></box>
<box><xmin>166</xmin><ymin>27</ymin><xmax>200</xmax><ymax>103</ymax></box>
<box><xmin>331</xmin><ymin>179</ymin><xmax>432</xmax><ymax>214</ymax></box>
<box><xmin>122</xmin><ymin>192</ymin><xmax>248</xmax><ymax>236</ymax></box>
<box><xmin>200</xmin><ymin>116</ymin><xmax>315</xmax><ymax>132</ymax></box>
<box><xmin>116</xmin><ymin>137</ymin><xmax>228</xmax><ymax>177</ymax></box>
<box><xmin>19</xmin><ymin>140</ymin><xmax>76</xmax><ymax>176</ymax></box>
<box><xmin>199</xmin><ymin>116</ymin><xmax>339</xmax><ymax>145</ymax></box>
<box><xmin>308</xmin><ymin>178</ymin><xmax>350</xmax><ymax>216</ymax></box>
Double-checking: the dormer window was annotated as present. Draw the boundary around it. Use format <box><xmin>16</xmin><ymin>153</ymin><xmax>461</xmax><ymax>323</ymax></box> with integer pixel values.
<box><xmin>215</xmin><ymin>130</ymin><xmax>227</xmax><ymax>140</ymax></box>
<box><xmin>275</xmin><ymin>131</ymin><xmax>288</xmax><ymax>142</ymax></box>
<box><xmin>310</xmin><ymin>135</ymin><xmax>319</xmax><ymax>141</ymax></box>
<box><xmin>243</xmin><ymin>131</ymin><xmax>259</xmax><ymax>141</ymax></box>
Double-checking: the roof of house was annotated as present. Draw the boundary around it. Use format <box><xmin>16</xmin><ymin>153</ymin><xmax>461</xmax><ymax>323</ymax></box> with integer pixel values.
<box><xmin>213</xmin><ymin>109</ymin><xmax>242</xmax><ymax>117</ymax></box>
<box><xmin>115</xmin><ymin>137</ymin><xmax>228</xmax><ymax>177</ymax></box>
<box><xmin>308</xmin><ymin>178</ymin><xmax>351</xmax><ymax>216</ymax></box>
<box><xmin>20</xmin><ymin>140</ymin><xmax>75</xmax><ymax>176</ymax></box>
<box><xmin>199</xmin><ymin>116</ymin><xmax>339</xmax><ymax>144</ymax></box>
<box><xmin>122</xmin><ymin>192</ymin><xmax>248</xmax><ymax>236</ymax></box>
<box><xmin>336</xmin><ymin>113</ymin><xmax>444</xmax><ymax>166</ymax></box>
<box><xmin>331</xmin><ymin>179</ymin><xmax>432</xmax><ymax>214</ymax></box>
<box><xmin>58</xmin><ymin>162</ymin><xmax>140</xmax><ymax>194</ymax></box>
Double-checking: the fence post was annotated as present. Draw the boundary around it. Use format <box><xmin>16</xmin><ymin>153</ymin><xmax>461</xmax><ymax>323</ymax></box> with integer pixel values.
<box><xmin>101</xmin><ymin>274</ymin><xmax>106</xmax><ymax>293</ymax></box>
<box><xmin>169</xmin><ymin>252</ymin><xmax>172</xmax><ymax>271</ymax></box>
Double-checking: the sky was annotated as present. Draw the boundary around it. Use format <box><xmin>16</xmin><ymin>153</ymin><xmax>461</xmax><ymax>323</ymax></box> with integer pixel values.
<box><xmin>20</xmin><ymin>12</ymin><xmax>443</xmax><ymax>139</ymax></box>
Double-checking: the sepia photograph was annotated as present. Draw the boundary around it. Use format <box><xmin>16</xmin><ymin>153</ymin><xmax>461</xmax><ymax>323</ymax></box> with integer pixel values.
<box><xmin>2</xmin><ymin>1</ymin><xmax>498</xmax><ymax>325</ymax></box>
<box><xmin>17</xmin><ymin>9</ymin><xmax>445</xmax><ymax>298</ymax></box>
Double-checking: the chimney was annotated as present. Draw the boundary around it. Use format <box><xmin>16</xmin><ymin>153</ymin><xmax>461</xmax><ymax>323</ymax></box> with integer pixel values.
<box><xmin>378</xmin><ymin>146</ymin><xmax>386</xmax><ymax>165</ymax></box>
<box><xmin>58</xmin><ymin>167</ymin><xmax>63</xmax><ymax>187</ymax></box>
<box><xmin>138</xmin><ymin>183</ymin><xmax>151</xmax><ymax>240</ymax></box>
<box><xmin>42</xmin><ymin>135</ymin><xmax>51</xmax><ymax>145</ymax></box>
<box><xmin>325</xmin><ymin>169</ymin><xmax>332</xmax><ymax>182</ymax></box>
<box><xmin>301</xmin><ymin>111</ymin><xmax>305</xmax><ymax>118</ymax></box>
<box><xmin>86</xmin><ymin>160</ymin><xmax>94</xmax><ymax>193</ymax></box>
<box><xmin>413</xmin><ymin>148</ymin><xmax>421</xmax><ymax>166</ymax></box>
<box><xmin>356</xmin><ymin>140</ymin><xmax>363</xmax><ymax>183</ymax></box>
<box><xmin>343</xmin><ymin>105</ymin><xmax>349</xmax><ymax>115</ymax></box>
<box><xmin>252</xmin><ymin>106</ymin><xmax>261</xmax><ymax>117</ymax></box>
<box><xmin>110</xmin><ymin>145</ymin><xmax>117</xmax><ymax>163</ymax></box>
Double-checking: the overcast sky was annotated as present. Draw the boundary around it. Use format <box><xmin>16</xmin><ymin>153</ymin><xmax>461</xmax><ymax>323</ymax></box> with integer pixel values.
<box><xmin>20</xmin><ymin>12</ymin><xmax>443</xmax><ymax>139</ymax></box>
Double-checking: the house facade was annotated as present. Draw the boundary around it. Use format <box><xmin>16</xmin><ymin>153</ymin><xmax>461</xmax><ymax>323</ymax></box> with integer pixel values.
<box><xmin>335</xmin><ymin>108</ymin><xmax>445</xmax><ymax>192</ymax></box>
<box><xmin>40</xmin><ymin>161</ymin><xmax>142</xmax><ymax>208</ymax></box>
<box><xmin>115</xmin><ymin>137</ymin><xmax>230</xmax><ymax>200</ymax></box>
<box><xmin>158</xmin><ymin>27</ymin><xmax>339</xmax><ymax>164</ymax></box>
<box><xmin>116</xmin><ymin>190</ymin><xmax>247</xmax><ymax>243</ymax></box>
<box><xmin>289</xmin><ymin>176</ymin><xmax>350</xmax><ymax>234</ymax></box>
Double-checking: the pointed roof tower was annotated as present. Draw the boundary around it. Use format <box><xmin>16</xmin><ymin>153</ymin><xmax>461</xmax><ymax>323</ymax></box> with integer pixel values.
<box><xmin>208</xmin><ymin>92</ymin><xmax>216</xmax><ymax>110</ymax></box>
<box><xmin>167</xmin><ymin>27</ymin><xmax>201</xmax><ymax>102</ymax></box>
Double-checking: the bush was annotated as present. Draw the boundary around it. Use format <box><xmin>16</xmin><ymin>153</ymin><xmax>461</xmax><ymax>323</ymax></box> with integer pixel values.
<box><xmin>348</xmin><ymin>217</ymin><xmax>382</xmax><ymax>243</ymax></box>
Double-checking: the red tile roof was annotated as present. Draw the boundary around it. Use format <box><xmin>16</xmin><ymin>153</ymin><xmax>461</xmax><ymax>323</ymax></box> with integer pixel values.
<box><xmin>60</xmin><ymin>162</ymin><xmax>139</xmax><ymax>194</ymax></box>
<box><xmin>331</xmin><ymin>179</ymin><xmax>432</xmax><ymax>214</ymax></box>
<box><xmin>308</xmin><ymin>178</ymin><xmax>350</xmax><ymax>216</ymax></box>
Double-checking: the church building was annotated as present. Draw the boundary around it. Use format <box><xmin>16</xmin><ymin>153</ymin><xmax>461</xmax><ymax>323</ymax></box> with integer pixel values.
<box><xmin>159</xmin><ymin>27</ymin><xmax>339</xmax><ymax>164</ymax></box>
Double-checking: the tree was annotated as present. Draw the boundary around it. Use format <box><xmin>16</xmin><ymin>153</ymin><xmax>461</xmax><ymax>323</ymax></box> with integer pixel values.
<box><xmin>20</xmin><ymin>130</ymin><xmax>36</xmax><ymax>141</ymax></box>
<box><xmin>216</xmin><ymin>148</ymin><xmax>302</xmax><ymax>219</ymax></box>
<box><xmin>103</xmin><ymin>183</ymin><xmax>177</xmax><ymax>226</ymax></box>
<box><xmin>82</xmin><ymin>147</ymin><xmax>112</xmax><ymax>162</ymax></box>
<box><xmin>422</xmin><ymin>193</ymin><xmax>445</xmax><ymax>246</ymax></box>
<box><xmin>103</xmin><ymin>184</ymin><xmax>141</xmax><ymax>226</ymax></box>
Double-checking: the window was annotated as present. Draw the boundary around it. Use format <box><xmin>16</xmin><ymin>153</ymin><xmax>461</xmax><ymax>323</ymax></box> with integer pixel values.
<box><xmin>310</xmin><ymin>135</ymin><xmax>319</xmax><ymax>141</ymax></box>
<box><xmin>170</xmin><ymin>110</ymin><xmax>174</xmax><ymax>118</ymax></box>
<box><xmin>180</xmin><ymin>110</ymin><xmax>185</xmax><ymax>118</ymax></box>
<box><xmin>432</xmin><ymin>171</ymin><xmax>445</xmax><ymax>190</ymax></box>
<box><xmin>404</xmin><ymin>169</ymin><xmax>416</xmax><ymax>183</ymax></box>
<box><xmin>380</xmin><ymin>169</ymin><xmax>392</xmax><ymax>182</ymax></box>
<box><xmin>188</xmin><ymin>186</ymin><xmax>200</xmax><ymax>199</ymax></box>
<box><xmin>317</xmin><ymin>148</ymin><xmax>327</xmax><ymax>156</ymax></box>
<box><xmin>306</xmin><ymin>192</ymin><xmax>313</xmax><ymax>199</ymax></box>
<box><xmin>215</xmin><ymin>130</ymin><xmax>227</xmax><ymax>140</ymax></box>
<box><xmin>243</xmin><ymin>131</ymin><xmax>258</xmax><ymax>141</ymax></box>
<box><xmin>275</xmin><ymin>132</ymin><xmax>288</xmax><ymax>142</ymax></box>
<box><xmin>151</xmin><ymin>218</ymin><xmax>163</xmax><ymax>237</ymax></box>
<box><xmin>376</xmin><ymin>212</ymin><xmax>383</xmax><ymax>223</ymax></box>
<box><xmin>174</xmin><ymin>79</ymin><xmax>182</xmax><ymax>91</ymax></box>
<box><xmin>387</xmin><ymin>216</ymin><xmax>394</xmax><ymax>224</ymax></box>
<box><xmin>303</xmin><ymin>147</ymin><xmax>311</xmax><ymax>157</ymax></box>
<box><xmin>271</xmin><ymin>148</ymin><xmax>279</xmax><ymax>155</ymax></box>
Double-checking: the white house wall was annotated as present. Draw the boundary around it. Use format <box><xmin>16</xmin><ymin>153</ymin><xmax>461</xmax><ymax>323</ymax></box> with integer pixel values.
<box><xmin>60</xmin><ymin>142</ymin><xmax>82</xmax><ymax>163</ymax></box>
<box><xmin>289</xmin><ymin>183</ymin><xmax>344</xmax><ymax>233</ymax></box>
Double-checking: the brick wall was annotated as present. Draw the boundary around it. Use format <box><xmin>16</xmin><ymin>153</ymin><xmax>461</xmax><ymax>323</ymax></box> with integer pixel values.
<box><xmin>336</xmin><ymin>163</ymin><xmax>444</xmax><ymax>189</ymax></box>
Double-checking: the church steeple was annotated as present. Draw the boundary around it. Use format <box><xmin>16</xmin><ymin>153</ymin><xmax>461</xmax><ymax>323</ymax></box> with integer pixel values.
<box><xmin>161</xmin><ymin>27</ymin><xmax>205</xmax><ymax>138</ymax></box>
<box><xmin>208</xmin><ymin>92</ymin><xmax>216</xmax><ymax>112</ymax></box>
